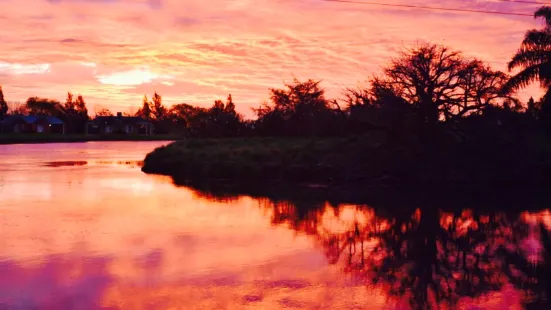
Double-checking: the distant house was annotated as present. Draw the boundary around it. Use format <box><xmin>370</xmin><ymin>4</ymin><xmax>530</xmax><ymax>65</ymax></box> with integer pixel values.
<box><xmin>86</xmin><ymin>112</ymin><xmax>154</xmax><ymax>135</ymax></box>
<box><xmin>0</xmin><ymin>115</ymin><xmax>65</xmax><ymax>134</ymax></box>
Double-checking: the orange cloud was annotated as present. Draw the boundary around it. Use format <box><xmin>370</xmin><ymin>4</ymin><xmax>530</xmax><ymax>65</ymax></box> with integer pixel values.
<box><xmin>0</xmin><ymin>0</ymin><xmax>544</xmax><ymax>116</ymax></box>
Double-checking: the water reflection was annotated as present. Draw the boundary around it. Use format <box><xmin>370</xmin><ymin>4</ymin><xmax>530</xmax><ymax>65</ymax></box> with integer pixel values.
<box><xmin>190</xmin><ymin>180</ymin><xmax>551</xmax><ymax>309</ymax></box>
<box><xmin>42</xmin><ymin>160</ymin><xmax>144</xmax><ymax>168</ymax></box>
<box><xmin>250</xmin><ymin>198</ymin><xmax>551</xmax><ymax>309</ymax></box>
<box><xmin>43</xmin><ymin>161</ymin><xmax>88</xmax><ymax>167</ymax></box>
<box><xmin>0</xmin><ymin>142</ymin><xmax>550</xmax><ymax>309</ymax></box>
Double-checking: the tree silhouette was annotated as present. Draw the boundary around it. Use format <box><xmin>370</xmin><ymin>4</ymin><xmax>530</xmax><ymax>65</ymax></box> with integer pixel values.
<box><xmin>95</xmin><ymin>108</ymin><xmax>113</xmax><ymax>117</ymax></box>
<box><xmin>342</xmin><ymin>86</ymin><xmax>418</xmax><ymax>137</ymax></box>
<box><xmin>64</xmin><ymin>92</ymin><xmax>75</xmax><ymax>113</ymax></box>
<box><xmin>136</xmin><ymin>95</ymin><xmax>152</xmax><ymax>120</ymax></box>
<box><xmin>254</xmin><ymin>79</ymin><xmax>339</xmax><ymax>136</ymax></box>
<box><xmin>0</xmin><ymin>86</ymin><xmax>8</xmax><ymax>120</ymax></box>
<box><xmin>151</xmin><ymin>92</ymin><xmax>167</xmax><ymax>121</ymax></box>
<box><xmin>504</xmin><ymin>7</ymin><xmax>551</xmax><ymax>93</ymax></box>
<box><xmin>169</xmin><ymin>103</ymin><xmax>205</xmax><ymax>129</ymax></box>
<box><xmin>60</xmin><ymin>93</ymin><xmax>88</xmax><ymax>133</ymax></box>
<box><xmin>370</xmin><ymin>44</ymin><xmax>517</xmax><ymax>130</ymax></box>
<box><xmin>191</xmin><ymin>96</ymin><xmax>244</xmax><ymax>137</ymax></box>
<box><xmin>504</xmin><ymin>6</ymin><xmax>551</xmax><ymax>132</ymax></box>
<box><xmin>25</xmin><ymin>97</ymin><xmax>64</xmax><ymax>116</ymax></box>
<box><xmin>8</xmin><ymin>103</ymin><xmax>28</xmax><ymax>116</ymax></box>
<box><xmin>527</xmin><ymin>97</ymin><xmax>540</xmax><ymax>119</ymax></box>
<box><xmin>226</xmin><ymin>94</ymin><xmax>236</xmax><ymax>114</ymax></box>
<box><xmin>74</xmin><ymin>94</ymin><xmax>88</xmax><ymax>118</ymax></box>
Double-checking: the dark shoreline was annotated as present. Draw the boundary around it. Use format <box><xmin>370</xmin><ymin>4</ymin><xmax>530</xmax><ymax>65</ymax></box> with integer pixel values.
<box><xmin>141</xmin><ymin>136</ymin><xmax>551</xmax><ymax>210</ymax></box>
<box><xmin>166</xmin><ymin>178</ymin><xmax>551</xmax><ymax>212</ymax></box>
<box><xmin>0</xmin><ymin>134</ymin><xmax>180</xmax><ymax>145</ymax></box>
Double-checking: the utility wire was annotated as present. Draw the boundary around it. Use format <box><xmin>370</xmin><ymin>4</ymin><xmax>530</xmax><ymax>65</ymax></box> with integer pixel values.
<box><xmin>493</xmin><ymin>0</ymin><xmax>551</xmax><ymax>4</ymax></box>
<box><xmin>323</xmin><ymin>0</ymin><xmax>536</xmax><ymax>16</ymax></box>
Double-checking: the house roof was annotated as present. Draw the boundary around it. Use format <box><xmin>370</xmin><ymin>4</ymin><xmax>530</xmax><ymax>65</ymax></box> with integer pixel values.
<box><xmin>0</xmin><ymin>115</ymin><xmax>64</xmax><ymax>125</ymax></box>
<box><xmin>0</xmin><ymin>115</ymin><xmax>24</xmax><ymax>125</ymax></box>
<box><xmin>43</xmin><ymin>116</ymin><xmax>64</xmax><ymax>125</ymax></box>
<box><xmin>89</xmin><ymin>115</ymin><xmax>152</xmax><ymax>125</ymax></box>
<box><xmin>22</xmin><ymin>116</ymin><xmax>38</xmax><ymax>123</ymax></box>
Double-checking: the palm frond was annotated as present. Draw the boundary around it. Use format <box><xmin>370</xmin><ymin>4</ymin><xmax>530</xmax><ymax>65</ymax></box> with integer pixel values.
<box><xmin>521</xmin><ymin>29</ymin><xmax>551</xmax><ymax>50</ymax></box>
<box><xmin>508</xmin><ymin>48</ymin><xmax>549</xmax><ymax>71</ymax></box>
<box><xmin>502</xmin><ymin>65</ymin><xmax>541</xmax><ymax>92</ymax></box>
<box><xmin>504</xmin><ymin>8</ymin><xmax>551</xmax><ymax>91</ymax></box>
<box><xmin>535</xmin><ymin>6</ymin><xmax>551</xmax><ymax>27</ymax></box>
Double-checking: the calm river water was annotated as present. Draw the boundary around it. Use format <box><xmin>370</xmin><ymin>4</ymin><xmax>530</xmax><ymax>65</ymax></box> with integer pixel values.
<box><xmin>0</xmin><ymin>142</ymin><xmax>549</xmax><ymax>309</ymax></box>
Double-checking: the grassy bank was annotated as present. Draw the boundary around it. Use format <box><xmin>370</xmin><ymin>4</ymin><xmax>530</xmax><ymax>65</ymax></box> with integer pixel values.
<box><xmin>0</xmin><ymin>133</ymin><xmax>181</xmax><ymax>144</ymax></box>
<box><xmin>141</xmin><ymin>134</ymin><xmax>407</xmax><ymax>185</ymax></box>
<box><xmin>141</xmin><ymin>132</ymin><xmax>551</xmax><ymax>205</ymax></box>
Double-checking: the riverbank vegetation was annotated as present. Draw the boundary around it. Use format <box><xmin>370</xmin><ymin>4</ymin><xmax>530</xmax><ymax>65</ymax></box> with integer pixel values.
<box><xmin>142</xmin><ymin>6</ymin><xmax>551</xmax><ymax>199</ymax></box>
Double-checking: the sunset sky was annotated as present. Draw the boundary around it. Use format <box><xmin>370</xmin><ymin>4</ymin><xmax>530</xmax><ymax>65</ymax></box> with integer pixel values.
<box><xmin>0</xmin><ymin>0</ymin><xmax>545</xmax><ymax>117</ymax></box>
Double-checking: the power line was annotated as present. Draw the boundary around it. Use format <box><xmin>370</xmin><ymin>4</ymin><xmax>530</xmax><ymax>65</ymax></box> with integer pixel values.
<box><xmin>322</xmin><ymin>0</ymin><xmax>536</xmax><ymax>16</ymax></box>
<box><xmin>494</xmin><ymin>0</ymin><xmax>551</xmax><ymax>4</ymax></box>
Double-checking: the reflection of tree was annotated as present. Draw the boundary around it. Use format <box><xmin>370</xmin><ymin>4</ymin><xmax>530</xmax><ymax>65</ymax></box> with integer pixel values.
<box><xmin>255</xmin><ymin>199</ymin><xmax>549</xmax><ymax>309</ymax></box>
<box><xmin>263</xmin><ymin>199</ymin><xmax>327</xmax><ymax>235</ymax></box>
<box><xmin>320</xmin><ymin>208</ymin><xmax>518</xmax><ymax>308</ymax></box>
<box><xmin>183</xmin><ymin>182</ymin><xmax>550</xmax><ymax>308</ymax></box>
<box><xmin>499</xmin><ymin>221</ymin><xmax>551</xmax><ymax>309</ymax></box>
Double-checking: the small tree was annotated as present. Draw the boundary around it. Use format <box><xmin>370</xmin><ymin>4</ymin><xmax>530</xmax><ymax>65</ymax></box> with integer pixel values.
<box><xmin>225</xmin><ymin>94</ymin><xmax>236</xmax><ymax>115</ymax></box>
<box><xmin>8</xmin><ymin>102</ymin><xmax>28</xmax><ymax>116</ymax></box>
<box><xmin>136</xmin><ymin>95</ymin><xmax>152</xmax><ymax>120</ymax></box>
<box><xmin>95</xmin><ymin>108</ymin><xmax>114</xmax><ymax>117</ymax></box>
<box><xmin>0</xmin><ymin>86</ymin><xmax>8</xmax><ymax>119</ymax></box>
<box><xmin>254</xmin><ymin>79</ymin><xmax>336</xmax><ymax>136</ymax></box>
<box><xmin>26</xmin><ymin>97</ymin><xmax>64</xmax><ymax>116</ymax></box>
<box><xmin>151</xmin><ymin>92</ymin><xmax>167</xmax><ymax>121</ymax></box>
<box><xmin>168</xmin><ymin>103</ymin><xmax>207</xmax><ymax>135</ymax></box>
<box><xmin>74</xmin><ymin>94</ymin><xmax>88</xmax><ymax>118</ymax></box>
<box><xmin>526</xmin><ymin>97</ymin><xmax>541</xmax><ymax>119</ymax></box>
<box><xmin>64</xmin><ymin>92</ymin><xmax>75</xmax><ymax>113</ymax></box>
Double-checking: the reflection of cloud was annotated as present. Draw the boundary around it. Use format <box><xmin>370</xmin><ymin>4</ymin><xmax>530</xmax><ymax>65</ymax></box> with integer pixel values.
<box><xmin>100</xmin><ymin>248</ymin><xmax>389</xmax><ymax>309</ymax></box>
<box><xmin>0</xmin><ymin>254</ymin><xmax>113</xmax><ymax>309</ymax></box>
<box><xmin>0</xmin><ymin>142</ymin><xmax>547</xmax><ymax>308</ymax></box>
<box><xmin>98</xmin><ymin>177</ymin><xmax>155</xmax><ymax>193</ymax></box>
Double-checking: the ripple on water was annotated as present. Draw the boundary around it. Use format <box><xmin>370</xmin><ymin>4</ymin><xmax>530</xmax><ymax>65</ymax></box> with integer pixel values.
<box><xmin>41</xmin><ymin>160</ymin><xmax>144</xmax><ymax>168</ymax></box>
<box><xmin>42</xmin><ymin>161</ymin><xmax>88</xmax><ymax>167</ymax></box>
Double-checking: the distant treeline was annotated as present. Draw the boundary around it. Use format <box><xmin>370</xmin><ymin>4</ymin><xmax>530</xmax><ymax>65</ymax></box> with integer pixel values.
<box><xmin>0</xmin><ymin>44</ymin><xmax>545</xmax><ymax>138</ymax></box>
<box><xmin>2</xmin><ymin>6</ymin><xmax>551</xmax><ymax>140</ymax></box>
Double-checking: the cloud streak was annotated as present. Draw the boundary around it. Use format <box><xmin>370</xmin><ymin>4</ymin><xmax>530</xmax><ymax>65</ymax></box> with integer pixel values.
<box><xmin>0</xmin><ymin>0</ymin><xmax>544</xmax><ymax>115</ymax></box>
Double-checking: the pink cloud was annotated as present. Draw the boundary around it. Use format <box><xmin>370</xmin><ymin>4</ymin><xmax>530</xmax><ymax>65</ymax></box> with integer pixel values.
<box><xmin>0</xmin><ymin>0</ymin><xmax>545</xmax><ymax>117</ymax></box>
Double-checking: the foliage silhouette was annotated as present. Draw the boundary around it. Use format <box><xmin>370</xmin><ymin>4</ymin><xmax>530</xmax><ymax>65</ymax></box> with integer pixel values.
<box><xmin>136</xmin><ymin>95</ymin><xmax>152</xmax><ymax>121</ymax></box>
<box><xmin>505</xmin><ymin>6</ymin><xmax>551</xmax><ymax>133</ymax></box>
<box><xmin>369</xmin><ymin>45</ymin><xmax>517</xmax><ymax>129</ymax></box>
<box><xmin>25</xmin><ymin>97</ymin><xmax>65</xmax><ymax>117</ymax></box>
<box><xmin>254</xmin><ymin>78</ymin><xmax>345</xmax><ymax>137</ymax></box>
<box><xmin>95</xmin><ymin>108</ymin><xmax>114</xmax><ymax>117</ymax></box>
<box><xmin>0</xmin><ymin>86</ymin><xmax>8</xmax><ymax>120</ymax></box>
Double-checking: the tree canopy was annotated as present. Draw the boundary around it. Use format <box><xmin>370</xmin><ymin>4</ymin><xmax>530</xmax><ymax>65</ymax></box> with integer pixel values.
<box><xmin>367</xmin><ymin>44</ymin><xmax>517</xmax><ymax>126</ymax></box>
